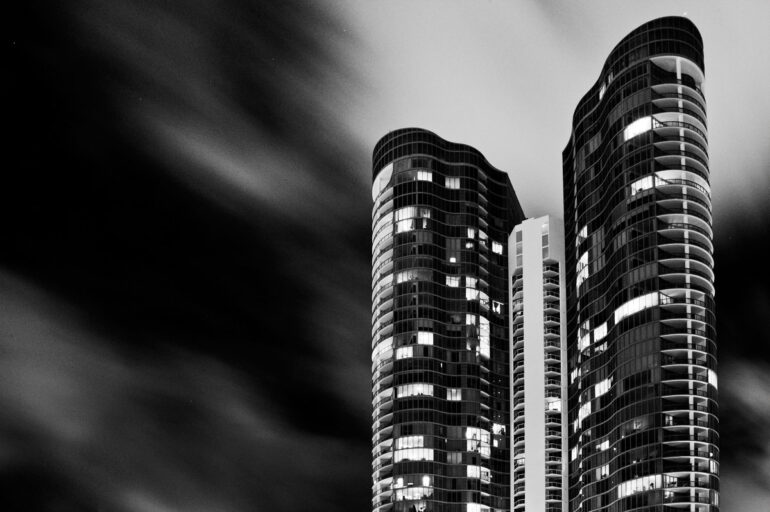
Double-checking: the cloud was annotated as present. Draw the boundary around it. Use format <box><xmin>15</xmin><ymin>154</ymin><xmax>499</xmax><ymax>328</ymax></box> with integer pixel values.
<box><xmin>718</xmin><ymin>360</ymin><xmax>770</xmax><ymax>510</ymax></box>
<box><xmin>0</xmin><ymin>270</ymin><xmax>368</xmax><ymax>512</ymax></box>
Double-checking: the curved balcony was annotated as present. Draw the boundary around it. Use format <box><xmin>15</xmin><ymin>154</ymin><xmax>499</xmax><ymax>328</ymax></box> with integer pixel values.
<box><xmin>653</xmin><ymin>103</ymin><xmax>708</xmax><ymax>131</ymax></box>
<box><xmin>373</xmin><ymin>388</ymin><xmax>394</xmax><ymax>414</ymax></box>
<box><xmin>657</xmin><ymin>221</ymin><xmax>713</xmax><ymax>252</ymax></box>
<box><xmin>662</xmin><ymin>459</ymin><xmax>713</xmax><ymax>475</ymax></box>
<box><xmin>372</xmin><ymin>454</ymin><xmax>393</xmax><ymax>481</ymax></box>
<box><xmin>656</xmin><ymin>188</ymin><xmax>712</xmax><ymax>217</ymax></box>
<box><xmin>654</xmin><ymin>174</ymin><xmax>711</xmax><ymax>202</ymax></box>
<box><xmin>371</xmin><ymin>490</ymin><xmax>394</xmax><ymax>512</ymax></box>
<box><xmin>660</xmin><ymin>341</ymin><xmax>710</xmax><ymax>360</ymax></box>
<box><xmin>657</xmin><ymin>203</ymin><xmax>712</xmax><ymax>226</ymax></box>
<box><xmin>658</xmin><ymin>263</ymin><xmax>715</xmax><ymax>296</ymax></box>
<box><xmin>652</xmin><ymin>82</ymin><xmax>707</xmax><ymax>114</ymax></box>
<box><xmin>659</xmin><ymin>243</ymin><xmax>714</xmax><ymax>268</ymax></box>
<box><xmin>652</xmin><ymin>119</ymin><xmax>708</xmax><ymax>148</ymax></box>
<box><xmin>652</xmin><ymin>91</ymin><xmax>707</xmax><ymax>121</ymax></box>
<box><xmin>372</xmin><ymin>368</ymin><xmax>394</xmax><ymax>397</ymax></box>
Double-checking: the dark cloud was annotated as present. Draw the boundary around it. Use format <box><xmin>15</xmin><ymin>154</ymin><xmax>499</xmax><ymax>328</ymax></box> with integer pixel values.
<box><xmin>7</xmin><ymin>0</ymin><xmax>370</xmax><ymax>510</ymax></box>
<box><xmin>713</xmin><ymin>214</ymin><xmax>770</xmax><ymax>510</ymax></box>
<box><xmin>0</xmin><ymin>272</ymin><xmax>369</xmax><ymax>512</ymax></box>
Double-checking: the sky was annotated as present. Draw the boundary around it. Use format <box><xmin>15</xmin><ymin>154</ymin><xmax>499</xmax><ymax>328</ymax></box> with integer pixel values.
<box><xmin>5</xmin><ymin>1</ymin><xmax>770</xmax><ymax>511</ymax></box>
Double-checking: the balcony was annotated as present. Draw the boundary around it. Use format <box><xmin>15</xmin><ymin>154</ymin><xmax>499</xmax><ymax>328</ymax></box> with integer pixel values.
<box><xmin>652</xmin><ymin>84</ymin><xmax>707</xmax><ymax>113</ymax></box>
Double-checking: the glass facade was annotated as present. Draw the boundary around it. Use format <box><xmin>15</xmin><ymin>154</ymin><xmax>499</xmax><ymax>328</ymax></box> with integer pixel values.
<box><xmin>562</xmin><ymin>17</ymin><xmax>719</xmax><ymax>512</ymax></box>
<box><xmin>372</xmin><ymin>128</ymin><xmax>525</xmax><ymax>512</ymax></box>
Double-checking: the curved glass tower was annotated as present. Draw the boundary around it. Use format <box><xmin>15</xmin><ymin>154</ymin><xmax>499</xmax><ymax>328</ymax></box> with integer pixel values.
<box><xmin>372</xmin><ymin>128</ymin><xmax>524</xmax><ymax>512</ymax></box>
<box><xmin>562</xmin><ymin>17</ymin><xmax>719</xmax><ymax>512</ymax></box>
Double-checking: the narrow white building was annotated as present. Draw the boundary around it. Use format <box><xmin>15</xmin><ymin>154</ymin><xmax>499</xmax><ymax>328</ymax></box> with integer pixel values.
<box><xmin>509</xmin><ymin>216</ymin><xmax>567</xmax><ymax>512</ymax></box>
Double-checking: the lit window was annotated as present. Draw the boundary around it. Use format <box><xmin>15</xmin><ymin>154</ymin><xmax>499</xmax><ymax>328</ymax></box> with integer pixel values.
<box><xmin>395</xmin><ymin>435</ymin><xmax>424</xmax><ymax>449</ymax></box>
<box><xmin>447</xmin><ymin>452</ymin><xmax>462</xmax><ymax>464</ymax></box>
<box><xmin>397</xmin><ymin>383</ymin><xmax>433</xmax><ymax>398</ymax></box>
<box><xmin>492</xmin><ymin>301</ymin><xmax>503</xmax><ymax>315</ymax></box>
<box><xmin>577</xmin><ymin>401</ymin><xmax>591</xmax><ymax>429</ymax></box>
<box><xmin>630</xmin><ymin>175</ymin><xmax>663</xmax><ymax>196</ymax></box>
<box><xmin>395</xmin><ymin>219</ymin><xmax>415</xmax><ymax>233</ymax></box>
<box><xmin>417</xmin><ymin>170</ymin><xmax>432</xmax><ymax>181</ymax></box>
<box><xmin>447</xmin><ymin>388</ymin><xmax>462</xmax><ymax>401</ymax></box>
<box><xmin>571</xmin><ymin>446</ymin><xmax>578</xmax><ymax>461</ymax></box>
<box><xmin>492</xmin><ymin>423</ymin><xmax>505</xmax><ymax>435</ymax></box>
<box><xmin>593</xmin><ymin>322</ymin><xmax>607</xmax><ymax>342</ymax></box>
<box><xmin>479</xmin><ymin>317</ymin><xmax>490</xmax><ymax>359</ymax></box>
<box><xmin>576</xmin><ymin>225</ymin><xmax>587</xmax><ymax>247</ymax></box>
<box><xmin>417</xmin><ymin>332</ymin><xmax>434</xmax><ymax>345</ymax></box>
<box><xmin>597</xmin><ymin>440</ymin><xmax>609</xmax><ymax>452</ymax></box>
<box><xmin>394</xmin><ymin>206</ymin><xmax>430</xmax><ymax>221</ymax></box>
<box><xmin>446</xmin><ymin>275</ymin><xmax>460</xmax><ymax>287</ymax></box>
<box><xmin>396</xmin><ymin>346</ymin><xmax>413</xmax><ymax>359</ymax></box>
<box><xmin>708</xmin><ymin>369</ymin><xmax>718</xmax><ymax>389</ymax></box>
<box><xmin>578</xmin><ymin>320</ymin><xmax>591</xmax><ymax>351</ymax></box>
<box><xmin>466</xmin><ymin>277</ymin><xmax>477</xmax><ymax>289</ymax></box>
<box><xmin>393</xmin><ymin>447</ymin><xmax>434</xmax><ymax>463</ymax></box>
<box><xmin>445</xmin><ymin>176</ymin><xmax>460</xmax><ymax>189</ymax></box>
<box><xmin>479</xmin><ymin>291</ymin><xmax>489</xmax><ymax>309</ymax></box>
<box><xmin>613</xmin><ymin>292</ymin><xmax>659</xmax><ymax>323</ymax></box>
<box><xmin>394</xmin><ymin>206</ymin><xmax>430</xmax><ymax>233</ymax></box>
<box><xmin>467</xmin><ymin>228</ymin><xmax>476</xmax><ymax>239</ymax></box>
<box><xmin>467</xmin><ymin>465</ymin><xmax>481</xmax><ymax>479</ymax></box>
<box><xmin>492</xmin><ymin>241</ymin><xmax>503</xmax><ymax>255</ymax></box>
<box><xmin>594</xmin><ymin>377</ymin><xmax>612</xmax><ymax>398</ymax></box>
<box><xmin>596</xmin><ymin>464</ymin><xmax>609</xmax><ymax>479</ymax></box>
<box><xmin>576</xmin><ymin>251</ymin><xmax>589</xmax><ymax>290</ymax></box>
<box><xmin>623</xmin><ymin>116</ymin><xmax>653</xmax><ymax>141</ymax></box>
<box><xmin>396</xmin><ymin>269</ymin><xmax>429</xmax><ymax>283</ymax></box>
<box><xmin>422</xmin><ymin>475</ymin><xmax>431</xmax><ymax>487</ymax></box>
<box><xmin>394</xmin><ymin>486</ymin><xmax>433</xmax><ymax>501</ymax></box>
<box><xmin>546</xmin><ymin>398</ymin><xmax>562</xmax><ymax>412</ymax></box>
<box><xmin>466</xmin><ymin>288</ymin><xmax>480</xmax><ymax>301</ymax></box>
<box><xmin>617</xmin><ymin>474</ymin><xmax>663</xmax><ymax>498</ymax></box>
<box><xmin>465</xmin><ymin>427</ymin><xmax>491</xmax><ymax>457</ymax></box>
<box><xmin>466</xmin><ymin>314</ymin><xmax>477</xmax><ymax>326</ymax></box>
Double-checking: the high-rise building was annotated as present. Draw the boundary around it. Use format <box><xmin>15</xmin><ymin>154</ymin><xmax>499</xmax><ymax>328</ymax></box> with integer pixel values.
<box><xmin>509</xmin><ymin>216</ymin><xmax>567</xmax><ymax>512</ymax></box>
<box><xmin>371</xmin><ymin>128</ymin><xmax>525</xmax><ymax>512</ymax></box>
<box><xmin>562</xmin><ymin>17</ymin><xmax>719</xmax><ymax>512</ymax></box>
